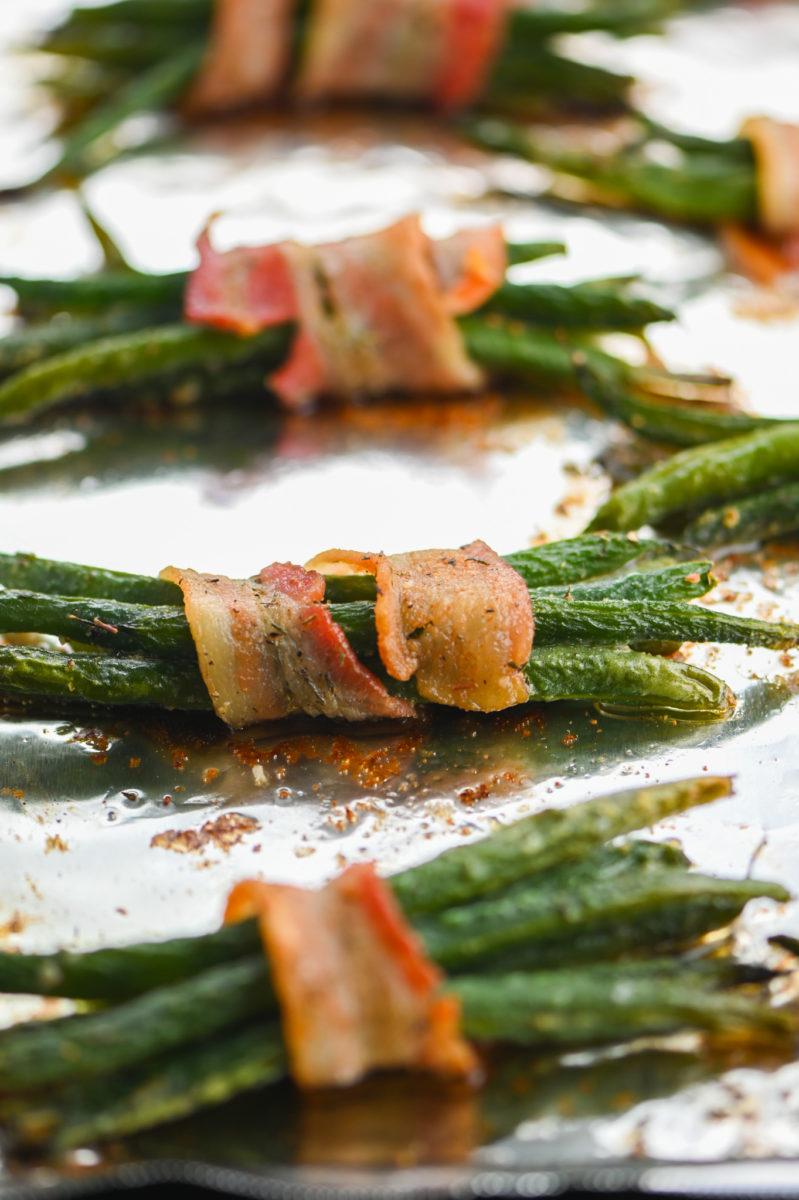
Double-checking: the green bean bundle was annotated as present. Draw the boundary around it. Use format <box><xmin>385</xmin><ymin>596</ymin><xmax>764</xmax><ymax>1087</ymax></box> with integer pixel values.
<box><xmin>588</xmin><ymin>423</ymin><xmax>799</xmax><ymax>549</ymax></box>
<box><xmin>0</xmin><ymin>532</ymin><xmax>796</xmax><ymax>723</ymax></box>
<box><xmin>0</xmin><ymin>235</ymin><xmax>733</xmax><ymax>434</ymax></box>
<box><xmin>466</xmin><ymin>113</ymin><xmax>760</xmax><ymax>228</ymax></box>
<box><xmin>19</xmin><ymin>0</ymin><xmax>698</xmax><ymax>191</ymax></box>
<box><xmin>0</xmin><ymin>776</ymin><xmax>792</xmax><ymax>1153</ymax></box>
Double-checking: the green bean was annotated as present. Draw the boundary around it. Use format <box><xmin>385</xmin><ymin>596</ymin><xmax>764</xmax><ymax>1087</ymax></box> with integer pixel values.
<box><xmin>576</xmin><ymin>356</ymin><xmax>786</xmax><ymax>446</ymax></box>
<box><xmin>0</xmin><ymin>537</ymin><xmax>684</xmax><ymax>610</ymax></box>
<box><xmin>0</xmin><ymin>633</ymin><xmax>736</xmax><ymax>722</ymax></box>
<box><xmin>684</xmin><ymin>482</ymin><xmax>799</xmax><ymax>549</ymax></box>
<box><xmin>463</xmin><ymin>117</ymin><xmax>759</xmax><ymax>225</ymax></box>
<box><xmin>454</xmin><ymin>965</ymin><xmax>796</xmax><ymax>1047</ymax></box>
<box><xmin>17</xmin><ymin>1021</ymin><xmax>287</xmax><ymax>1151</ymax></box>
<box><xmin>0</xmin><ymin>919</ymin><xmax>260</xmax><ymax>1000</ymax></box>
<box><xmin>460</xmin><ymin>315</ymin><xmax>617</xmax><ymax>383</ymax></box>
<box><xmin>10</xmin><ymin>565</ymin><xmax>735</xmax><ymax>662</ymax></box>
<box><xmin>0</xmin><ymin>309</ymin><xmax>180</xmax><ymax>374</ymax></box>
<box><xmin>45</xmin><ymin>42</ymin><xmax>205</xmax><ymax>183</ymax></box>
<box><xmin>418</xmin><ymin>854</ymin><xmax>788</xmax><ymax>971</ymax></box>
<box><xmin>391</xmin><ymin>775</ymin><xmax>730</xmax><ymax>915</ymax></box>
<box><xmin>0</xmin><ymin>314</ymin><xmax>619</xmax><ymax>424</ymax></box>
<box><xmin>0</xmin><ymin>552</ymin><xmax>181</xmax><ymax>605</ymax></box>
<box><xmin>0</xmin><ymin>271</ymin><xmax>186</xmax><ymax>318</ymax></box>
<box><xmin>588</xmin><ymin>423</ymin><xmax>799</xmax><ymax>533</ymax></box>
<box><xmin>637</xmin><ymin>114</ymin><xmax>754</xmax><ymax>162</ymax></box>
<box><xmin>0</xmin><ymin>323</ymin><xmax>290</xmax><ymax>423</ymax></box>
<box><xmin>39</xmin><ymin>24</ymin><xmax>188</xmax><ymax>69</ymax></box>
<box><xmin>505</xmin><ymin>240</ymin><xmax>566</xmax><ymax>266</ymax></box>
<box><xmin>16</xmin><ymin>953</ymin><xmax>790</xmax><ymax>1151</ymax></box>
<box><xmin>522</xmin><ymin>644</ymin><xmax>732</xmax><ymax>719</ymax></box>
<box><xmin>487</xmin><ymin>48</ymin><xmax>633</xmax><ymax>114</ymax></box>
<box><xmin>532</xmin><ymin>597</ymin><xmax>799</xmax><ymax>650</ymax></box>
<box><xmin>531</xmin><ymin>561</ymin><xmax>714</xmax><ymax>603</ymax></box>
<box><xmin>58</xmin><ymin>0</ymin><xmax>213</xmax><ymax>26</ymax></box>
<box><xmin>0</xmin><ymin>644</ymin><xmax>210</xmax><ymax>710</ymax></box>
<box><xmin>505</xmin><ymin>0</ymin><xmax>687</xmax><ymax>39</ymax></box>
<box><xmin>0</xmin><ymin>957</ymin><xmax>271</xmax><ymax>1091</ymax></box>
<box><xmin>483</xmin><ymin>280</ymin><xmax>674</xmax><ymax>329</ymax></box>
<box><xmin>501</xmin><ymin>533</ymin><xmax>682</xmax><ymax>587</ymax></box>
<box><xmin>0</xmin><ymin>589</ymin><xmax>193</xmax><ymax>656</ymax></box>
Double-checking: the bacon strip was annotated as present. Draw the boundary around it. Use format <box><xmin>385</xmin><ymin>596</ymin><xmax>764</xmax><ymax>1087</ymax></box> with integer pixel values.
<box><xmin>296</xmin><ymin>0</ymin><xmax>508</xmax><ymax>110</ymax></box>
<box><xmin>742</xmin><ymin>117</ymin><xmax>799</xmax><ymax>239</ymax></box>
<box><xmin>277</xmin><ymin>216</ymin><xmax>484</xmax><ymax>407</ymax></box>
<box><xmin>721</xmin><ymin>222</ymin><xmax>799</xmax><ymax>289</ymax></box>
<box><xmin>184</xmin><ymin>0</ymin><xmax>295</xmax><ymax>114</ymax></box>
<box><xmin>225</xmin><ymin>867</ymin><xmax>478</xmax><ymax>1088</ymax></box>
<box><xmin>185</xmin><ymin>215</ymin><xmax>506</xmax><ymax>409</ymax></box>
<box><xmin>308</xmin><ymin>540</ymin><xmax>534</xmax><ymax>711</ymax></box>
<box><xmin>184</xmin><ymin>231</ymin><xmax>296</xmax><ymax>337</ymax></box>
<box><xmin>435</xmin><ymin>0</ymin><xmax>511</xmax><ymax>112</ymax></box>
<box><xmin>296</xmin><ymin>0</ymin><xmax>446</xmax><ymax>104</ymax></box>
<box><xmin>161</xmin><ymin>563</ymin><xmax>413</xmax><ymax>727</ymax></box>
<box><xmin>433</xmin><ymin>224</ymin><xmax>509</xmax><ymax>316</ymax></box>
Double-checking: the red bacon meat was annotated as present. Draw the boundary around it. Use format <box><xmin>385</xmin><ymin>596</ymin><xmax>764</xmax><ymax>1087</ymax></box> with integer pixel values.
<box><xmin>224</xmin><ymin>866</ymin><xmax>478</xmax><ymax>1088</ymax></box>
<box><xmin>161</xmin><ymin>562</ymin><xmax>413</xmax><ymax>726</ymax></box>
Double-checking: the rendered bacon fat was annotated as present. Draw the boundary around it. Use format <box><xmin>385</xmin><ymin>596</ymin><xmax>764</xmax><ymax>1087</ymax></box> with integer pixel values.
<box><xmin>309</xmin><ymin>540</ymin><xmax>534</xmax><ymax>711</ymax></box>
<box><xmin>185</xmin><ymin>0</ymin><xmax>296</xmax><ymax>114</ymax></box>
<box><xmin>160</xmin><ymin>563</ymin><xmax>413</xmax><ymax>727</ymax></box>
<box><xmin>225</xmin><ymin>867</ymin><xmax>478</xmax><ymax>1088</ymax></box>
<box><xmin>185</xmin><ymin>214</ymin><xmax>506</xmax><ymax>408</ymax></box>
<box><xmin>296</xmin><ymin>0</ymin><xmax>509</xmax><ymax>111</ymax></box>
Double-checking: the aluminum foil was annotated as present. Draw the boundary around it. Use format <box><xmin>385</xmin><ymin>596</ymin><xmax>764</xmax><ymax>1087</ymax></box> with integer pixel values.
<box><xmin>1</xmin><ymin>3</ymin><xmax>799</xmax><ymax>1195</ymax></box>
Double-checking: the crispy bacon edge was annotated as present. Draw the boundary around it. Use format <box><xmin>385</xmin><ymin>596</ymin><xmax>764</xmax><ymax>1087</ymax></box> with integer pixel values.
<box><xmin>225</xmin><ymin>868</ymin><xmax>479</xmax><ymax>1088</ymax></box>
<box><xmin>307</xmin><ymin>540</ymin><xmax>534</xmax><ymax>711</ymax></box>
<box><xmin>435</xmin><ymin>0</ymin><xmax>512</xmax><ymax>112</ymax></box>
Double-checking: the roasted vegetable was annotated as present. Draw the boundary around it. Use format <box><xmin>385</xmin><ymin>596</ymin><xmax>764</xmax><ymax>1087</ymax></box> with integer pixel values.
<box><xmin>0</xmin><ymin>775</ymin><xmax>793</xmax><ymax>1154</ymax></box>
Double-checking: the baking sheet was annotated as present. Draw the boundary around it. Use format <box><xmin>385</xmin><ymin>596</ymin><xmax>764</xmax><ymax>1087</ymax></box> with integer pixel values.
<box><xmin>1</xmin><ymin>3</ymin><xmax>799</xmax><ymax>1195</ymax></box>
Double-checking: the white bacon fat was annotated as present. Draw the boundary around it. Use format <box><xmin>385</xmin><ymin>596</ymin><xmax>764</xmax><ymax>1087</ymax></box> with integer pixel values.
<box><xmin>742</xmin><ymin>116</ymin><xmax>799</xmax><ymax>238</ymax></box>
<box><xmin>161</xmin><ymin>562</ymin><xmax>414</xmax><ymax>727</ymax></box>
<box><xmin>185</xmin><ymin>214</ymin><xmax>507</xmax><ymax>409</ymax></box>
<box><xmin>225</xmin><ymin>867</ymin><xmax>478</xmax><ymax>1088</ymax></box>
<box><xmin>308</xmin><ymin>540</ymin><xmax>534</xmax><ymax>711</ymax></box>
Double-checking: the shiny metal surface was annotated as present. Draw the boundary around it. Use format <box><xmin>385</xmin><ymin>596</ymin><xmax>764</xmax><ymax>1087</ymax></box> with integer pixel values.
<box><xmin>0</xmin><ymin>3</ymin><xmax>799</xmax><ymax>1194</ymax></box>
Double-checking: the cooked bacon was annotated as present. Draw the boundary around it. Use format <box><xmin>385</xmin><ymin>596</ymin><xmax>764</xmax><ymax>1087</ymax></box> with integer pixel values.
<box><xmin>160</xmin><ymin>566</ymin><xmax>281</xmax><ymax>728</ymax></box>
<box><xmin>225</xmin><ymin>866</ymin><xmax>478</xmax><ymax>1088</ymax></box>
<box><xmin>742</xmin><ymin>117</ymin><xmax>799</xmax><ymax>239</ymax></box>
<box><xmin>276</xmin><ymin>215</ymin><xmax>484</xmax><ymax>407</ymax></box>
<box><xmin>308</xmin><ymin>540</ymin><xmax>534</xmax><ymax>711</ymax></box>
<box><xmin>296</xmin><ymin>0</ymin><xmax>508</xmax><ymax>110</ymax></box>
<box><xmin>184</xmin><ymin>0</ymin><xmax>295</xmax><ymax>114</ymax></box>
<box><xmin>433</xmin><ymin>224</ymin><xmax>508</xmax><ymax>316</ymax></box>
<box><xmin>185</xmin><ymin>214</ymin><xmax>505</xmax><ymax>408</ymax></box>
<box><xmin>184</xmin><ymin>230</ymin><xmax>296</xmax><ymax>336</ymax></box>
<box><xmin>435</xmin><ymin>0</ymin><xmax>511</xmax><ymax>112</ymax></box>
<box><xmin>297</xmin><ymin>0</ymin><xmax>448</xmax><ymax>104</ymax></box>
<box><xmin>161</xmin><ymin>562</ymin><xmax>413</xmax><ymax>727</ymax></box>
